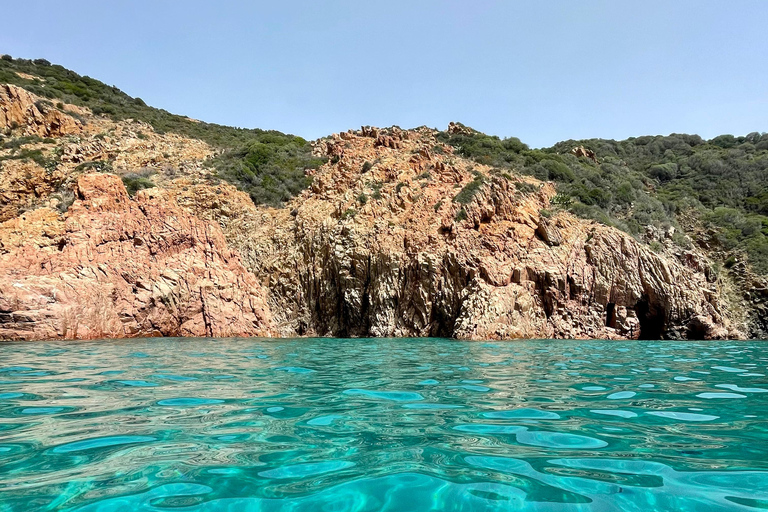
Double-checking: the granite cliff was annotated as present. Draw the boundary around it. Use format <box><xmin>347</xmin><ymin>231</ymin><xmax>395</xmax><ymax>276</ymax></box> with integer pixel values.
<box><xmin>1</xmin><ymin>59</ymin><xmax>762</xmax><ymax>340</ymax></box>
<box><xmin>207</xmin><ymin>127</ymin><xmax>735</xmax><ymax>340</ymax></box>
<box><xmin>0</xmin><ymin>83</ymin><xmax>742</xmax><ymax>340</ymax></box>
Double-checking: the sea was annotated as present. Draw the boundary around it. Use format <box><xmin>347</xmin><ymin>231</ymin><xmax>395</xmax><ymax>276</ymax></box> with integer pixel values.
<box><xmin>0</xmin><ymin>337</ymin><xmax>766</xmax><ymax>511</ymax></box>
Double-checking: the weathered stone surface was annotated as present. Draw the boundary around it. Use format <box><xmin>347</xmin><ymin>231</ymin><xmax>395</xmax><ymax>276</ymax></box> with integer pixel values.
<box><xmin>535</xmin><ymin>218</ymin><xmax>562</xmax><ymax>246</ymax></box>
<box><xmin>571</xmin><ymin>145</ymin><xmax>599</xmax><ymax>164</ymax></box>
<box><xmin>0</xmin><ymin>173</ymin><xmax>273</xmax><ymax>340</ymax></box>
<box><xmin>222</xmin><ymin>127</ymin><xmax>738</xmax><ymax>340</ymax></box>
<box><xmin>0</xmin><ymin>96</ymin><xmax>746</xmax><ymax>341</ymax></box>
<box><xmin>0</xmin><ymin>158</ymin><xmax>69</xmax><ymax>222</ymax></box>
<box><xmin>0</xmin><ymin>84</ymin><xmax>82</xmax><ymax>137</ymax></box>
<box><xmin>0</xmin><ymin>87</ymin><xmax>214</xmax><ymax>222</ymax></box>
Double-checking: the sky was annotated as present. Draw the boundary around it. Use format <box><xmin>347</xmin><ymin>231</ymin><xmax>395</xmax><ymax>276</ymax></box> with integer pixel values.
<box><xmin>2</xmin><ymin>0</ymin><xmax>766</xmax><ymax>147</ymax></box>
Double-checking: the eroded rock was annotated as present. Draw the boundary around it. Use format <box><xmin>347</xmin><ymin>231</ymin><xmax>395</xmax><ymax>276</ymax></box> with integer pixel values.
<box><xmin>0</xmin><ymin>173</ymin><xmax>273</xmax><ymax>340</ymax></box>
<box><xmin>0</xmin><ymin>84</ymin><xmax>82</xmax><ymax>137</ymax></box>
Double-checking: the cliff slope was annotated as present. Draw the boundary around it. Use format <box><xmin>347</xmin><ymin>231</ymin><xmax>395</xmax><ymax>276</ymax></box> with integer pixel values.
<box><xmin>210</xmin><ymin>127</ymin><xmax>735</xmax><ymax>340</ymax></box>
<box><xmin>0</xmin><ymin>59</ymin><xmax>757</xmax><ymax>340</ymax></box>
<box><xmin>0</xmin><ymin>173</ymin><xmax>272</xmax><ymax>340</ymax></box>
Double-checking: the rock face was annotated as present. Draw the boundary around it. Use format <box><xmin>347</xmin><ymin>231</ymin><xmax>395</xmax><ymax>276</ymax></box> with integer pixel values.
<box><xmin>0</xmin><ymin>158</ymin><xmax>68</xmax><ymax>222</ymax></box>
<box><xmin>0</xmin><ymin>84</ymin><xmax>82</xmax><ymax>137</ymax></box>
<box><xmin>203</xmin><ymin>127</ymin><xmax>736</xmax><ymax>340</ymax></box>
<box><xmin>0</xmin><ymin>87</ymin><xmax>743</xmax><ymax>341</ymax></box>
<box><xmin>0</xmin><ymin>85</ymin><xmax>214</xmax><ymax>223</ymax></box>
<box><xmin>571</xmin><ymin>146</ymin><xmax>599</xmax><ymax>164</ymax></box>
<box><xmin>0</xmin><ymin>173</ymin><xmax>273</xmax><ymax>340</ymax></box>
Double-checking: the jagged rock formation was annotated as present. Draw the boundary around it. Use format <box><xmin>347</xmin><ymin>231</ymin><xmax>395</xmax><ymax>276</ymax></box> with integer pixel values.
<box><xmin>223</xmin><ymin>127</ymin><xmax>735</xmax><ymax>340</ymax></box>
<box><xmin>0</xmin><ymin>86</ymin><xmax>745</xmax><ymax>340</ymax></box>
<box><xmin>0</xmin><ymin>173</ymin><xmax>272</xmax><ymax>340</ymax></box>
<box><xmin>0</xmin><ymin>84</ymin><xmax>83</xmax><ymax>137</ymax></box>
<box><xmin>571</xmin><ymin>146</ymin><xmax>599</xmax><ymax>164</ymax></box>
<box><xmin>0</xmin><ymin>157</ymin><xmax>67</xmax><ymax>222</ymax></box>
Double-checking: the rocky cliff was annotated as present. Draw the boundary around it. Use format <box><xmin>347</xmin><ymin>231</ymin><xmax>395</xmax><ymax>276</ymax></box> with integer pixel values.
<box><xmin>0</xmin><ymin>173</ymin><xmax>272</xmax><ymax>340</ymax></box>
<box><xmin>0</xmin><ymin>85</ymin><xmax>745</xmax><ymax>340</ymax></box>
<box><xmin>209</xmin><ymin>127</ymin><xmax>736</xmax><ymax>340</ymax></box>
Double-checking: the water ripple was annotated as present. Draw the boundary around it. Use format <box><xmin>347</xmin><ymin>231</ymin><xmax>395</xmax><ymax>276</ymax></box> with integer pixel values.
<box><xmin>0</xmin><ymin>338</ymin><xmax>766</xmax><ymax>511</ymax></box>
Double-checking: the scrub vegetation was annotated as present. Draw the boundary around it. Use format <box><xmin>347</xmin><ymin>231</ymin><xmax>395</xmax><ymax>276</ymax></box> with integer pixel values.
<box><xmin>438</xmin><ymin>123</ymin><xmax>768</xmax><ymax>273</ymax></box>
<box><xmin>0</xmin><ymin>56</ymin><xmax>323</xmax><ymax>206</ymax></box>
<box><xmin>3</xmin><ymin>57</ymin><xmax>767</xmax><ymax>272</ymax></box>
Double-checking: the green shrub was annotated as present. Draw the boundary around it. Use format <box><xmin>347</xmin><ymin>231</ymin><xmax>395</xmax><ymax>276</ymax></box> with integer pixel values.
<box><xmin>551</xmin><ymin>194</ymin><xmax>572</xmax><ymax>206</ymax></box>
<box><xmin>649</xmin><ymin>162</ymin><xmax>678</xmax><ymax>182</ymax></box>
<box><xmin>436</xmin><ymin>125</ymin><xmax>528</xmax><ymax>167</ymax></box>
<box><xmin>75</xmin><ymin>160</ymin><xmax>113</xmax><ymax>173</ymax></box>
<box><xmin>516</xmin><ymin>182</ymin><xmax>538</xmax><ymax>195</ymax></box>
<box><xmin>0</xmin><ymin>55</ymin><xmax>327</xmax><ymax>207</ymax></box>
<box><xmin>371</xmin><ymin>181</ymin><xmax>383</xmax><ymax>200</ymax></box>
<box><xmin>541</xmin><ymin>159</ymin><xmax>575</xmax><ymax>182</ymax></box>
<box><xmin>122</xmin><ymin>175</ymin><xmax>155</xmax><ymax>196</ymax></box>
<box><xmin>0</xmin><ymin>147</ymin><xmax>57</xmax><ymax>170</ymax></box>
<box><xmin>212</xmin><ymin>137</ymin><xmax>324</xmax><ymax>206</ymax></box>
<box><xmin>453</xmin><ymin>175</ymin><xmax>485</xmax><ymax>204</ymax></box>
<box><xmin>2</xmin><ymin>135</ymin><xmax>43</xmax><ymax>149</ymax></box>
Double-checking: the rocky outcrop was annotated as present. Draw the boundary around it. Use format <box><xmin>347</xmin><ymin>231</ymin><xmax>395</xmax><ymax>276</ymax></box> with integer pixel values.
<box><xmin>0</xmin><ymin>86</ymin><xmax>215</xmax><ymax>223</ymax></box>
<box><xmin>222</xmin><ymin>127</ymin><xmax>737</xmax><ymax>340</ymax></box>
<box><xmin>447</xmin><ymin>122</ymin><xmax>474</xmax><ymax>136</ymax></box>
<box><xmin>0</xmin><ymin>158</ymin><xmax>69</xmax><ymax>222</ymax></box>
<box><xmin>0</xmin><ymin>84</ymin><xmax>82</xmax><ymax>137</ymax></box>
<box><xmin>0</xmin><ymin>173</ymin><xmax>273</xmax><ymax>340</ymax></box>
<box><xmin>571</xmin><ymin>146</ymin><xmax>599</xmax><ymax>164</ymax></box>
<box><xmin>721</xmin><ymin>263</ymin><xmax>768</xmax><ymax>340</ymax></box>
<box><xmin>0</xmin><ymin>103</ymin><xmax>742</xmax><ymax>341</ymax></box>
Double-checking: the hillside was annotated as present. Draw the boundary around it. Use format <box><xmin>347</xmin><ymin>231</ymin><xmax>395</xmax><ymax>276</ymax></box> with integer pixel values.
<box><xmin>438</xmin><ymin>124</ymin><xmax>768</xmax><ymax>274</ymax></box>
<box><xmin>0</xmin><ymin>56</ymin><xmax>765</xmax><ymax>339</ymax></box>
<box><xmin>0</xmin><ymin>55</ymin><xmax>323</xmax><ymax>206</ymax></box>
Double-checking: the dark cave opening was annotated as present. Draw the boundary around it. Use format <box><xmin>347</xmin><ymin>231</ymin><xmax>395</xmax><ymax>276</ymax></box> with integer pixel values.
<box><xmin>636</xmin><ymin>296</ymin><xmax>665</xmax><ymax>340</ymax></box>
<box><xmin>605</xmin><ymin>302</ymin><xmax>616</xmax><ymax>329</ymax></box>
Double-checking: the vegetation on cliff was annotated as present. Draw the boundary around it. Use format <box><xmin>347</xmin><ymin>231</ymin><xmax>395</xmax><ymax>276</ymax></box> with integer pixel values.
<box><xmin>2</xmin><ymin>55</ymin><xmax>766</xmax><ymax>273</ymax></box>
<box><xmin>438</xmin><ymin>124</ymin><xmax>768</xmax><ymax>273</ymax></box>
<box><xmin>0</xmin><ymin>55</ymin><xmax>322</xmax><ymax>206</ymax></box>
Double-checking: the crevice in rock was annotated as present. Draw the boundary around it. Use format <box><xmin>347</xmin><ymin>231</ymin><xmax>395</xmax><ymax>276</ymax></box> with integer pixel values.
<box><xmin>636</xmin><ymin>295</ymin><xmax>665</xmax><ymax>340</ymax></box>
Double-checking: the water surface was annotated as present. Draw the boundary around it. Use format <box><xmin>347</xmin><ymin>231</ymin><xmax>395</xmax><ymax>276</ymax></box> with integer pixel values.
<box><xmin>1</xmin><ymin>338</ymin><xmax>767</xmax><ymax>511</ymax></box>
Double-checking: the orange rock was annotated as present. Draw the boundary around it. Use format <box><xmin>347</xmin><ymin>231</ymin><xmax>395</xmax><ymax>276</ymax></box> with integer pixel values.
<box><xmin>0</xmin><ymin>84</ymin><xmax>82</xmax><ymax>137</ymax></box>
<box><xmin>0</xmin><ymin>120</ymin><xmax>741</xmax><ymax>341</ymax></box>
<box><xmin>236</xmin><ymin>126</ymin><xmax>736</xmax><ymax>340</ymax></box>
<box><xmin>0</xmin><ymin>173</ymin><xmax>273</xmax><ymax>340</ymax></box>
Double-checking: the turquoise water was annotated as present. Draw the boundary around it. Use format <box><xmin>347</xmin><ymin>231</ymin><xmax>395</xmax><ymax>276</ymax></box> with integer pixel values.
<box><xmin>1</xmin><ymin>338</ymin><xmax>767</xmax><ymax>511</ymax></box>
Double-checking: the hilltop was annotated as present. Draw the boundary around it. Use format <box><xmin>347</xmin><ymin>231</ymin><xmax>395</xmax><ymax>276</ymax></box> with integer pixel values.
<box><xmin>0</xmin><ymin>56</ymin><xmax>765</xmax><ymax>339</ymax></box>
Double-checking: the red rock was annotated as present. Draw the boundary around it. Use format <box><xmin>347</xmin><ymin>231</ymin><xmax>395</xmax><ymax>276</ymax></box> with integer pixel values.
<box><xmin>0</xmin><ymin>173</ymin><xmax>273</xmax><ymax>340</ymax></box>
<box><xmin>0</xmin><ymin>84</ymin><xmax>82</xmax><ymax>137</ymax></box>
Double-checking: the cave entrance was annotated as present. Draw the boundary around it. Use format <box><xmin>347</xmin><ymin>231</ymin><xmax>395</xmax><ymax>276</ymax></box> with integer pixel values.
<box><xmin>636</xmin><ymin>296</ymin><xmax>665</xmax><ymax>340</ymax></box>
<box><xmin>605</xmin><ymin>303</ymin><xmax>616</xmax><ymax>328</ymax></box>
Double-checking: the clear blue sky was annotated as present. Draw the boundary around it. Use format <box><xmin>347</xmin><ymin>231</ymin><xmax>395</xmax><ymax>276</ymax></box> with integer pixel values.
<box><xmin>2</xmin><ymin>1</ymin><xmax>766</xmax><ymax>147</ymax></box>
